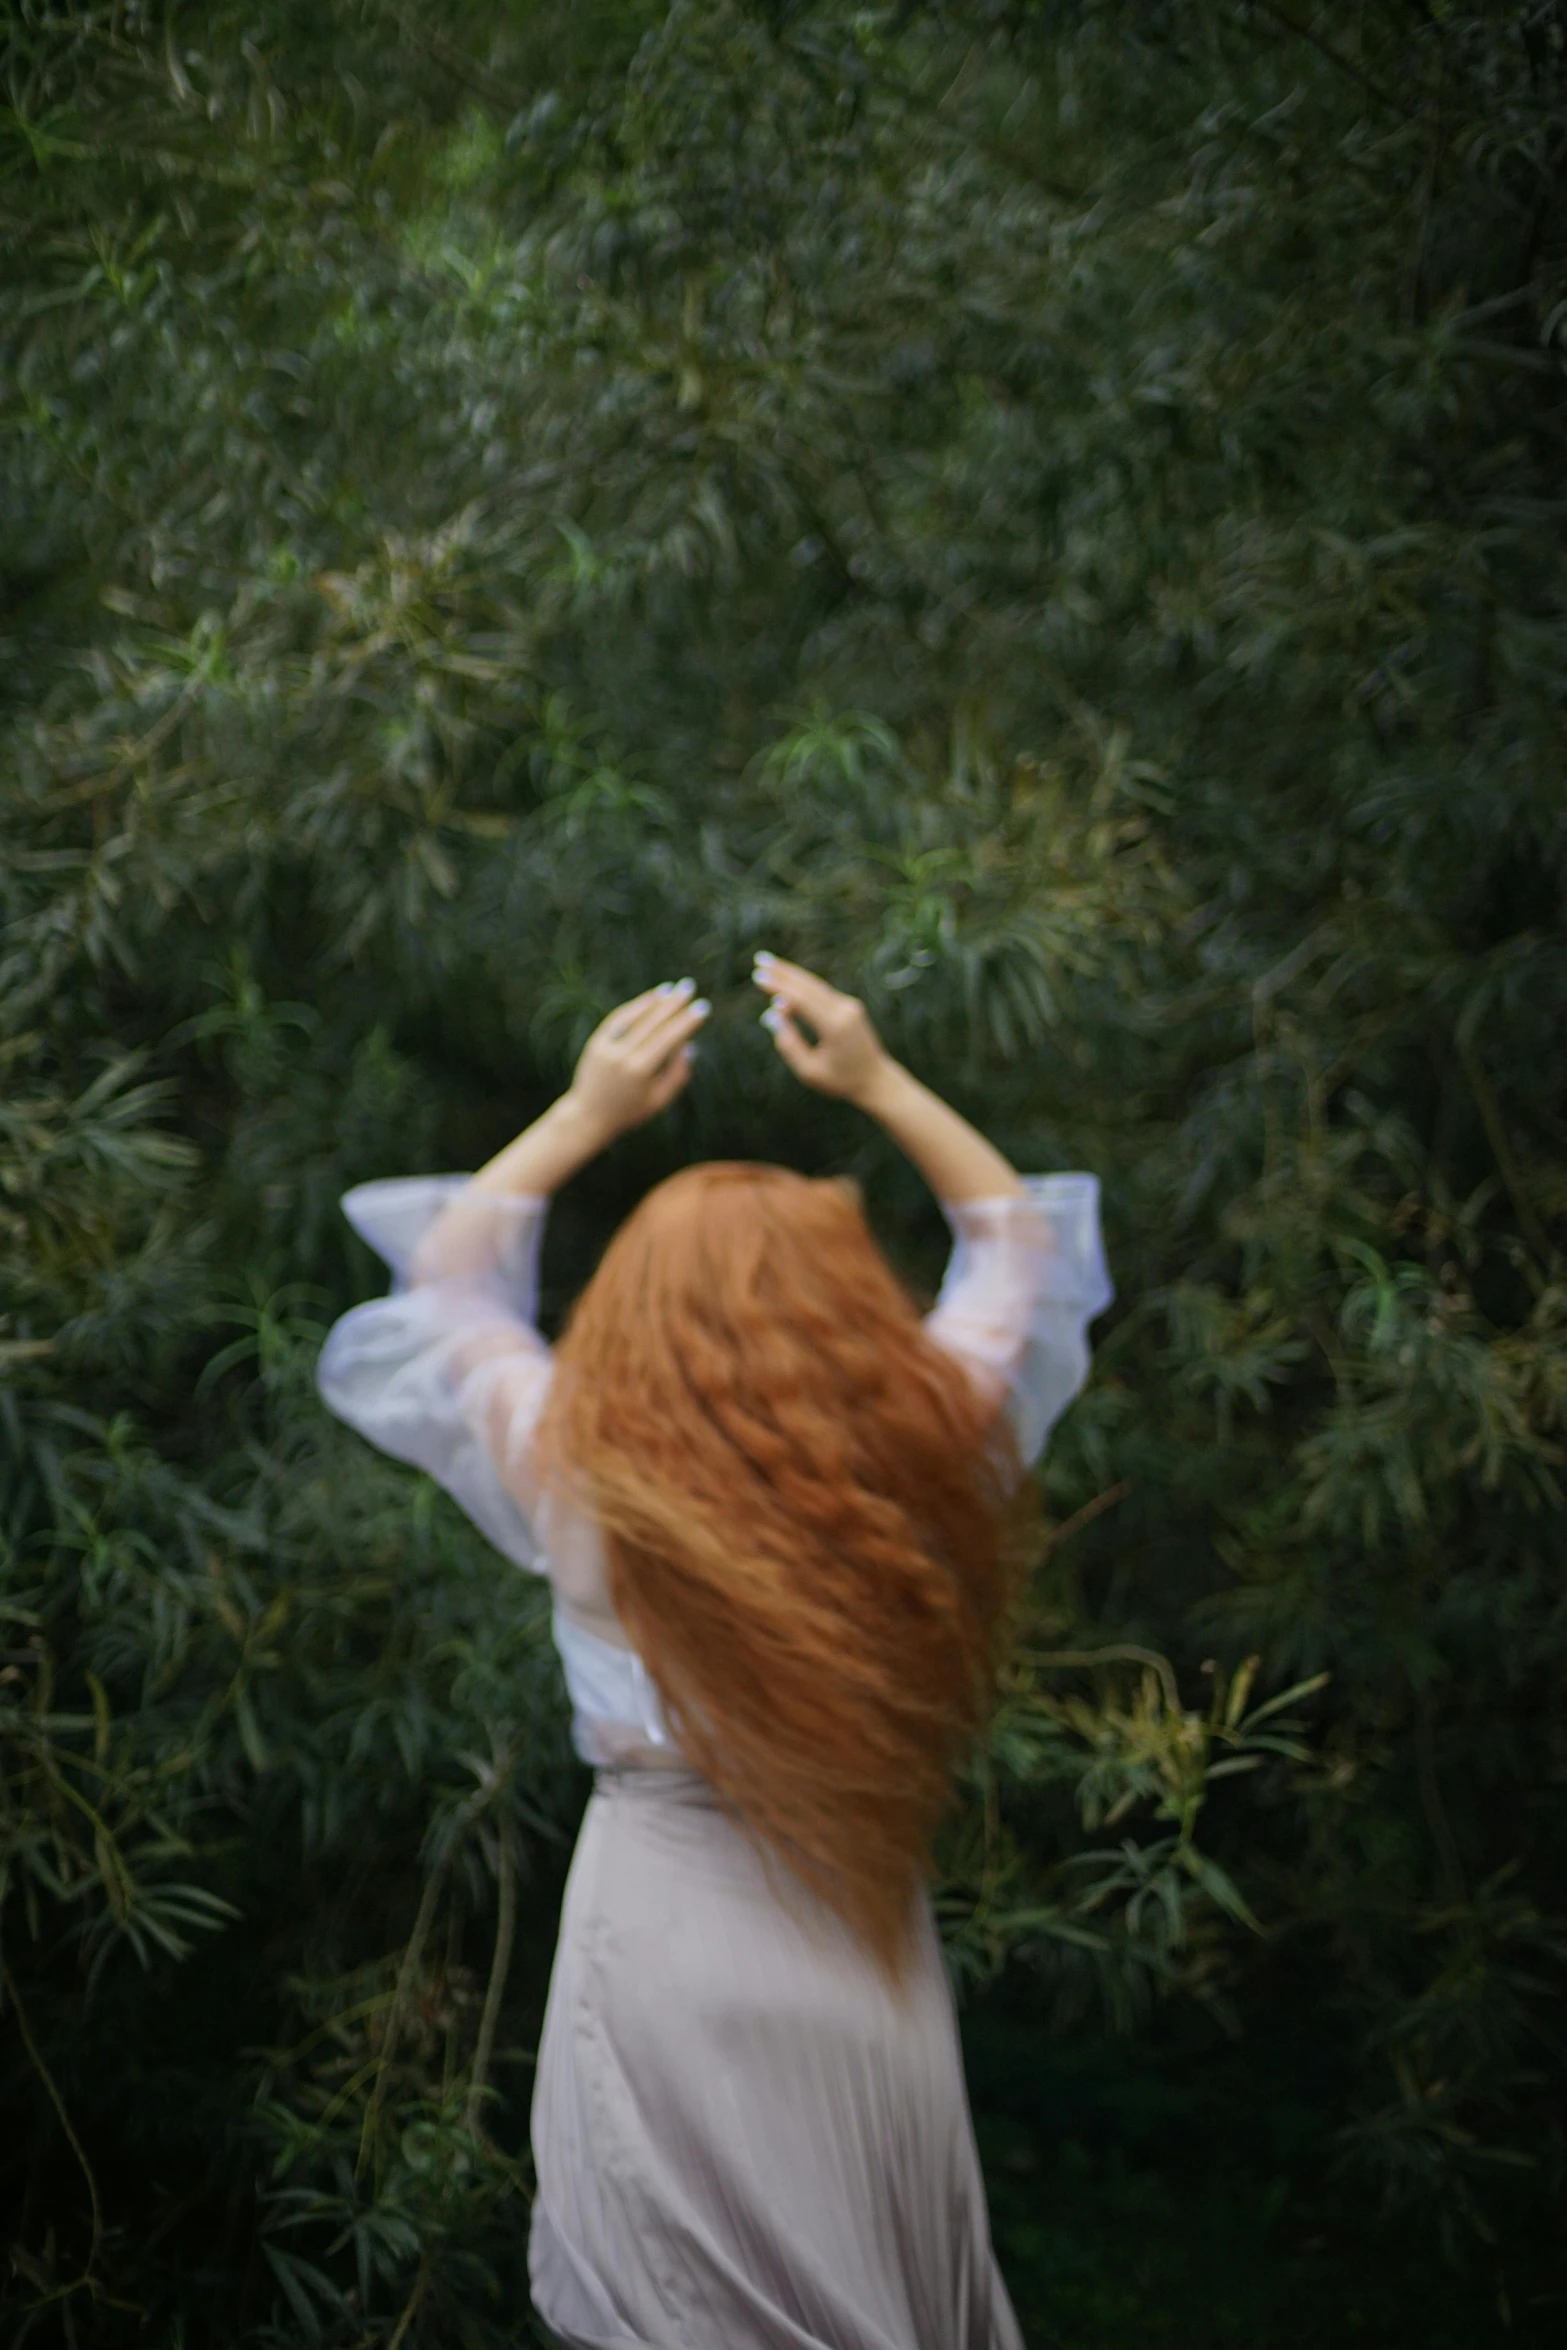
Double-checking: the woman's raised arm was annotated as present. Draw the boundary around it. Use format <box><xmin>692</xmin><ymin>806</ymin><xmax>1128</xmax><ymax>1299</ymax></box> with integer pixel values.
<box><xmin>409</xmin><ymin>980</ymin><xmax>710</xmax><ymax>1285</ymax></box>
<box><xmin>317</xmin><ymin>979</ymin><xmax>711</xmax><ymax>1565</ymax></box>
<box><xmin>751</xmin><ymin>951</ymin><xmax>1111</xmax><ymax>1468</ymax></box>
<box><xmin>749</xmin><ymin>952</ymin><xmax>1022</xmax><ymax>1203</ymax></box>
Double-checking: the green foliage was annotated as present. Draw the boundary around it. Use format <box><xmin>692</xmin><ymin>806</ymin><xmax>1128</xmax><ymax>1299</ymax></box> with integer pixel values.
<box><xmin>2</xmin><ymin>0</ymin><xmax>1565</xmax><ymax>2339</ymax></box>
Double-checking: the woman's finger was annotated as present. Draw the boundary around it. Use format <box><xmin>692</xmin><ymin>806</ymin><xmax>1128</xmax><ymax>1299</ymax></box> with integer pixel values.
<box><xmin>630</xmin><ymin>993</ymin><xmax>709</xmax><ymax>1069</ymax></box>
<box><xmin>663</xmin><ymin>1028</ymin><xmax>703</xmax><ymax>1091</ymax></box>
<box><xmin>594</xmin><ymin>991</ymin><xmax>657</xmax><ymax>1046</ymax></box>
<box><xmin>610</xmin><ymin>979</ymin><xmax>695</xmax><ymax>1043</ymax></box>
<box><xmin>753</xmin><ymin>952</ymin><xmax>819</xmax><ymax>996</ymax></box>
<box><xmin>752</xmin><ymin>954</ymin><xmax>842</xmax><ymax>1025</ymax></box>
<box><xmin>605</xmin><ymin>983</ymin><xmax>664</xmax><ymax>1025</ymax></box>
<box><xmin>761</xmin><ymin>1001</ymin><xmax>816</xmax><ymax>1080</ymax></box>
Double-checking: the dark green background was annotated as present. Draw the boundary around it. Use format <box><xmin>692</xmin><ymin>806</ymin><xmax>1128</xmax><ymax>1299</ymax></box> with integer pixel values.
<box><xmin>2</xmin><ymin>2</ymin><xmax>1563</xmax><ymax>2341</ymax></box>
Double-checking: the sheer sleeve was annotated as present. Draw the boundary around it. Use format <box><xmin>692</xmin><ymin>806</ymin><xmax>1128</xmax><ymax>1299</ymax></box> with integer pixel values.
<box><xmin>924</xmin><ymin>1174</ymin><xmax>1112</xmax><ymax>1472</ymax></box>
<box><xmin>315</xmin><ymin>1176</ymin><xmax>556</xmax><ymax>1574</ymax></box>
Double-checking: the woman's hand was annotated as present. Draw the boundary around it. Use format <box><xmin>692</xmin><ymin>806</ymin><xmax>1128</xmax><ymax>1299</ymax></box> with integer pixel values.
<box><xmin>750</xmin><ymin>953</ymin><xmax>890</xmax><ymax>1104</ymax></box>
<box><xmin>567</xmin><ymin>979</ymin><xmax>710</xmax><ymax>1142</ymax></box>
<box><xmin>752</xmin><ymin>950</ymin><xmax>1022</xmax><ymax>1202</ymax></box>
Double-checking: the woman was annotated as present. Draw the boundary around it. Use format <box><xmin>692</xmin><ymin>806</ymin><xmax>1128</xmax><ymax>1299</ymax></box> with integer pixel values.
<box><xmin>317</xmin><ymin>953</ymin><xmax>1111</xmax><ymax>2350</ymax></box>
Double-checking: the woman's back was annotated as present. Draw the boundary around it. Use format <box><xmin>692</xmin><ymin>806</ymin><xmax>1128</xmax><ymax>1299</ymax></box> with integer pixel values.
<box><xmin>318</xmin><ymin>1165</ymin><xmax>1110</xmax><ymax>1810</ymax></box>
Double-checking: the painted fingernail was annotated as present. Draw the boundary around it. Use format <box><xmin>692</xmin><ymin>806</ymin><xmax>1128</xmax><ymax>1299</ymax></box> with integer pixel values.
<box><xmin>754</xmin><ymin>950</ymin><xmax>775</xmax><ymax>967</ymax></box>
<box><xmin>672</xmin><ymin>975</ymin><xmax>695</xmax><ymax>996</ymax></box>
<box><xmin>761</xmin><ymin>1004</ymin><xmax>784</xmax><ymax>1033</ymax></box>
<box><xmin>656</xmin><ymin>980</ymin><xmax>675</xmax><ymax>996</ymax></box>
<box><xmin>691</xmin><ymin>997</ymin><xmax>711</xmax><ymax>1017</ymax></box>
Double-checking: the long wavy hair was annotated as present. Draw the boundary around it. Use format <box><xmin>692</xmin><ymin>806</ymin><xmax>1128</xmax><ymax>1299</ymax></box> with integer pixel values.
<box><xmin>529</xmin><ymin>1160</ymin><xmax>1029</xmax><ymax>1981</ymax></box>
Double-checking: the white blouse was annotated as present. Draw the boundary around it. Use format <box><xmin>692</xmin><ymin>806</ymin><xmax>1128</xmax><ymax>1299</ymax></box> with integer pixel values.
<box><xmin>316</xmin><ymin>1172</ymin><xmax>1112</xmax><ymax>1766</ymax></box>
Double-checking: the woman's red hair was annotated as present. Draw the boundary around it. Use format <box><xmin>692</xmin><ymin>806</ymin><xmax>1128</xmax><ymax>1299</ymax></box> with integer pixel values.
<box><xmin>529</xmin><ymin>1161</ymin><xmax>1026</xmax><ymax>1981</ymax></box>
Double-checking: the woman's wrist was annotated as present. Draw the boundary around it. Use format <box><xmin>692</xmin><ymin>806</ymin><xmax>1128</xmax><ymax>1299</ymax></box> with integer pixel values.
<box><xmin>850</xmin><ymin>1052</ymin><xmax>909</xmax><ymax>1120</ymax></box>
<box><xmin>555</xmin><ymin>1087</ymin><xmax>622</xmax><ymax>1159</ymax></box>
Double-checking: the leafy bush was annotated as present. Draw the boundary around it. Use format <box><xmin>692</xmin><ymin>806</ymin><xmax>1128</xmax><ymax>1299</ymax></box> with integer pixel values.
<box><xmin>2</xmin><ymin>0</ymin><xmax>1563</xmax><ymax>2339</ymax></box>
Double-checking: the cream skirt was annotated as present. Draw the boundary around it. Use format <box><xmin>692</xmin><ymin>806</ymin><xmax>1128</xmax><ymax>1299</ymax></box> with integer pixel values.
<box><xmin>528</xmin><ymin>1766</ymin><xmax>1024</xmax><ymax>2350</ymax></box>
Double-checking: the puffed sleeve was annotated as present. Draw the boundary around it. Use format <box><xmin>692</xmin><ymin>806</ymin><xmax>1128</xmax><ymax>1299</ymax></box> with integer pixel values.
<box><xmin>315</xmin><ymin>1176</ymin><xmax>555</xmax><ymax>1573</ymax></box>
<box><xmin>924</xmin><ymin>1174</ymin><xmax>1112</xmax><ymax>1471</ymax></box>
